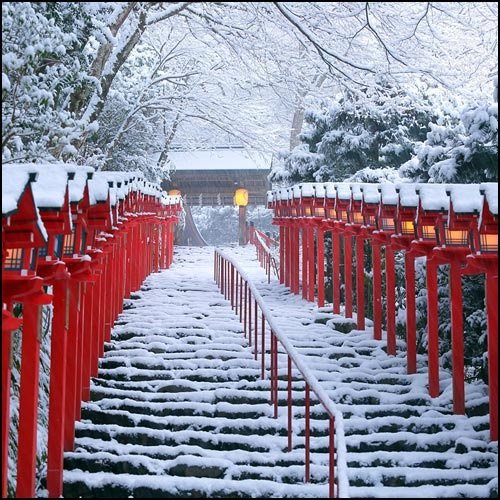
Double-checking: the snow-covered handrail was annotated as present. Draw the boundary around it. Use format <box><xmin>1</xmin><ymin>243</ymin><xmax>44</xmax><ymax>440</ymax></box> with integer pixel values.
<box><xmin>214</xmin><ymin>249</ymin><xmax>349</xmax><ymax>498</ymax></box>
<box><xmin>253</xmin><ymin>230</ymin><xmax>279</xmax><ymax>283</ymax></box>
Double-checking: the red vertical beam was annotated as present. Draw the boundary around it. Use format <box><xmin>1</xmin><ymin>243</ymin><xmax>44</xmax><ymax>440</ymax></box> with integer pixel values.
<box><xmin>74</xmin><ymin>281</ymin><xmax>84</xmax><ymax>422</ymax></box>
<box><xmin>287</xmin><ymin>355</ymin><xmax>292</xmax><ymax>452</ymax></box>
<box><xmin>91</xmin><ymin>272</ymin><xmax>101</xmax><ymax>377</ymax></box>
<box><xmin>279</xmin><ymin>225</ymin><xmax>285</xmax><ymax>284</ymax></box>
<box><xmin>356</xmin><ymin>235</ymin><xmax>365</xmax><ymax>331</ymax></box>
<box><xmin>261</xmin><ymin>313</ymin><xmax>266</xmax><ymax>380</ymax></box>
<box><xmin>46</xmin><ymin>279</ymin><xmax>68</xmax><ymax>498</ymax></box>
<box><xmin>427</xmin><ymin>258</ymin><xmax>440</xmax><ymax>398</ymax></box>
<box><xmin>329</xmin><ymin>416</ymin><xmax>335</xmax><ymax>498</ymax></box>
<box><xmin>304</xmin><ymin>383</ymin><xmax>310</xmax><ymax>483</ymax></box>
<box><xmin>405</xmin><ymin>252</ymin><xmax>417</xmax><ymax>374</ymax></box>
<box><xmin>81</xmin><ymin>281</ymin><xmax>93</xmax><ymax>401</ymax></box>
<box><xmin>372</xmin><ymin>242</ymin><xmax>382</xmax><ymax>340</ymax></box>
<box><xmin>64</xmin><ymin>280</ymin><xmax>80</xmax><ymax>451</ymax></box>
<box><xmin>344</xmin><ymin>234</ymin><xmax>353</xmax><ymax>318</ymax></box>
<box><xmin>293</xmin><ymin>226</ymin><xmax>300</xmax><ymax>294</ymax></box>
<box><xmin>449</xmin><ymin>259</ymin><xmax>465</xmax><ymax>414</ymax></box>
<box><xmin>386</xmin><ymin>246</ymin><xmax>396</xmax><ymax>356</ymax></box>
<box><xmin>332</xmin><ymin>231</ymin><xmax>341</xmax><ymax>315</ymax></box>
<box><xmin>307</xmin><ymin>227</ymin><xmax>315</xmax><ymax>302</ymax></box>
<box><xmin>1</xmin><ymin>327</ymin><xmax>12</xmax><ymax>498</ymax></box>
<box><xmin>486</xmin><ymin>271</ymin><xmax>498</xmax><ymax>441</ymax></box>
<box><xmin>16</xmin><ymin>303</ymin><xmax>41</xmax><ymax>498</ymax></box>
<box><xmin>302</xmin><ymin>226</ymin><xmax>308</xmax><ymax>299</ymax></box>
<box><xmin>317</xmin><ymin>228</ymin><xmax>325</xmax><ymax>307</ymax></box>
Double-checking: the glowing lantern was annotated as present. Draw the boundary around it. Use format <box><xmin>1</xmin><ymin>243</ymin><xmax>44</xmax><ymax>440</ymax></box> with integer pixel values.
<box><xmin>168</xmin><ymin>189</ymin><xmax>181</xmax><ymax>197</ymax></box>
<box><xmin>234</xmin><ymin>188</ymin><xmax>249</xmax><ymax>207</ymax></box>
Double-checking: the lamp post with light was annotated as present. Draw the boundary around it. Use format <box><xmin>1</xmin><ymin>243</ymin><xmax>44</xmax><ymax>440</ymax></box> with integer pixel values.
<box><xmin>235</xmin><ymin>188</ymin><xmax>249</xmax><ymax>245</ymax></box>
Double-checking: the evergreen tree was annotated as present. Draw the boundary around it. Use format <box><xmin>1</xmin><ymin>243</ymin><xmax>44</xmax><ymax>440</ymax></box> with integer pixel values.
<box><xmin>272</xmin><ymin>83</ymin><xmax>436</xmax><ymax>184</ymax></box>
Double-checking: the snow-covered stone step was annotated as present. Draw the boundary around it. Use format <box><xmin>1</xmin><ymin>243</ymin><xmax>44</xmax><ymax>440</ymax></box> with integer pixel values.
<box><xmin>73</xmin><ymin>421</ymin><xmax>329</xmax><ymax>453</ymax></box>
<box><xmin>96</xmin><ymin>366</ymin><xmax>262</xmax><ymax>383</ymax></box>
<box><xmin>348</xmin><ymin>481</ymin><xmax>497</xmax><ymax>498</ymax></box>
<box><xmin>69</xmin><ymin>437</ymin><xmax>326</xmax><ymax>468</ymax></box>
<box><xmin>63</xmin><ymin>470</ymin><xmax>330</xmax><ymax>498</ymax></box>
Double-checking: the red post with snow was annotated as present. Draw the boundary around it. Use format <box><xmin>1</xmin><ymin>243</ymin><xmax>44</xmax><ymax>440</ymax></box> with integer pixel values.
<box><xmin>268</xmin><ymin>180</ymin><xmax>498</xmax><ymax>442</ymax></box>
<box><xmin>2</xmin><ymin>164</ymin><xmax>182</xmax><ymax>498</ymax></box>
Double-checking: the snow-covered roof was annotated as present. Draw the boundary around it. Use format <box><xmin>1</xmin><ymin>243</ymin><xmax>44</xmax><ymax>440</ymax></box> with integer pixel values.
<box><xmin>379</xmin><ymin>184</ymin><xmax>398</xmax><ymax>205</ymax></box>
<box><xmin>2</xmin><ymin>166</ymin><xmax>30</xmax><ymax>215</ymax></box>
<box><xmin>298</xmin><ymin>182</ymin><xmax>315</xmax><ymax>197</ymax></box>
<box><xmin>360</xmin><ymin>184</ymin><xmax>380</xmax><ymax>204</ymax></box>
<box><xmin>59</xmin><ymin>164</ymin><xmax>95</xmax><ymax>203</ymax></box>
<box><xmin>417</xmin><ymin>184</ymin><xmax>450</xmax><ymax>211</ymax></box>
<box><xmin>396</xmin><ymin>183</ymin><xmax>419</xmax><ymax>208</ymax></box>
<box><xmin>324</xmin><ymin>182</ymin><xmax>336</xmax><ymax>199</ymax></box>
<box><xmin>447</xmin><ymin>184</ymin><xmax>482</xmax><ymax>214</ymax></box>
<box><xmin>480</xmin><ymin>183</ymin><xmax>498</xmax><ymax>215</ymax></box>
<box><xmin>313</xmin><ymin>183</ymin><xmax>326</xmax><ymax>198</ymax></box>
<box><xmin>3</xmin><ymin>163</ymin><xmax>70</xmax><ymax>209</ymax></box>
<box><xmin>89</xmin><ymin>173</ymin><xmax>111</xmax><ymax>205</ymax></box>
<box><xmin>167</xmin><ymin>149</ymin><xmax>271</xmax><ymax>171</ymax></box>
<box><xmin>335</xmin><ymin>183</ymin><xmax>352</xmax><ymax>201</ymax></box>
<box><xmin>349</xmin><ymin>183</ymin><xmax>364</xmax><ymax>202</ymax></box>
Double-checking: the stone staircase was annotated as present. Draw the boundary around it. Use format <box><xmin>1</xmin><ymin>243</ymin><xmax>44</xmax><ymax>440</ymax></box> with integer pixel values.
<box><xmin>62</xmin><ymin>259</ymin><xmax>330</xmax><ymax>498</ymax></box>
<box><xmin>61</xmin><ymin>247</ymin><xmax>498</xmax><ymax>498</ymax></box>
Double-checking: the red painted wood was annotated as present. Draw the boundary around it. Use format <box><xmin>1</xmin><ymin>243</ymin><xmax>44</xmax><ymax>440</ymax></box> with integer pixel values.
<box><xmin>279</xmin><ymin>225</ymin><xmax>285</xmax><ymax>284</ymax></box>
<box><xmin>356</xmin><ymin>235</ymin><xmax>365</xmax><ymax>331</ymax></box>
<box><xmin>332</xmin><ymin>231</ymin><xmax>341</xmax><ymax>315</ymax></box>
<box><xmin>486</xmin><ymin>272</ymin><xmax>498</xmax><ymax>441</ymax></box>
<box><xmin>46</xmin><ymin>279</ymin><xmax>68</xmax><ymax>498</ymax></box>
<box><xmin>427</xmin><ymin>258</ymin><xmax>440</xmax><ymax>397</ymax></box>
<box><xmin>308</xmin><ymin>226</ymin><xmax>315</xmax><ymax>302</ymax></box>
<box><xmin>302</xmin><ymin>227</ymin><xmax>308</xmax><ymax>300</ymax></box>
<box><xmin>385</xmin><ymin>246</ymin><xmax>396</xmax><ymax>356</ymax></box>
<box><xmin>405</xmin><ymin>252</ymin><xmax>417</xmax><ymax>374</ymax></box>
<box><xmin>64</xmin><ymin>280</ymin><xmax>79</xmax><ymax>451</ymax></box>
<box><xmin>344</xmin><ymin>235</ymin><xmax>353</xmax><ymax>318</ymax></box>
<box><xmin>450</xmin><ymin>259</ymin><xmax>465</xmax><ymax>414</ymax></box>
<box><xmin>317</xmin><ymin>229</ymin><xmax>325</xmax><ymax>307</ymax></box>
<box><xmin>16</xmin><ymin>303</ymin><xmax>41</xmax><ymax>498</ymax></box>
<box><xmin>1</xmin><ymin>329</ymin><xmax>12</xmax><ymax>498</ymax></box>
<box><xmin>372</xmin><ymin>242</ymin><xmax>382</xmax><ymax>340</ymax></box>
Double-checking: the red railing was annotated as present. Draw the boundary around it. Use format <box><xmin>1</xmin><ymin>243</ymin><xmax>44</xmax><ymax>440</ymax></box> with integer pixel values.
<box><xmin>253</xmin><ymin>229</ymin><xmax>279</xmax><ymax>283</ymax></box>
<box><xmin>214</xmin><ymin>249</ymin><xmax>349</xmax><ymax>498</ymax></box>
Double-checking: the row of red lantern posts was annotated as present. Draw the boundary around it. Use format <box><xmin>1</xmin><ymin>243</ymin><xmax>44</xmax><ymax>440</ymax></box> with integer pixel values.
<box><xmin>267</xmin><ymin>181</ymin><xmax>498</xmax><ymax>442</ymax></box>
<box><xmin>2</xmin><ymin>164</ymin><xmax>182</xmax><ymax>498</ymax></box>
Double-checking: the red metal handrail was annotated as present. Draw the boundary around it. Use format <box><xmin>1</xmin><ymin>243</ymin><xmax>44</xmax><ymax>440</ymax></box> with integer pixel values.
<box><xmin>214</xmin><ymin>249</ymin><xmax>349</xmax><ymax>498</ymax></box>
<box><xmin>253</xmin><ymin>230</ymin><xmax>279</xmax><ymax>283</ymax></box>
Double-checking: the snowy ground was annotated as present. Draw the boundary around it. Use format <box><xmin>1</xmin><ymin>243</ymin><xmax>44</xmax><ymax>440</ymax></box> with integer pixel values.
<box><xmin>60</xmin><ymin>245</ymin><xmax>497</xmax><ymax>498</ymax></box>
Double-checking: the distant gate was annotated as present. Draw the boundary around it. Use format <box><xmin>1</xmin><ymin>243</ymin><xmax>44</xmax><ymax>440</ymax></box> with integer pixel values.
<box><xmin>161</xmin><ymin>148</ymin><xmax>272</xmax><ymax>206</ymax></box>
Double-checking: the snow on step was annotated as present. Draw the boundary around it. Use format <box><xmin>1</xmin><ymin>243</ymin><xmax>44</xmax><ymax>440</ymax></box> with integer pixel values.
<box><xmin>225</xmin><ymin>246</ymin><xmax>498</xmax><ymax>498</ymax></box>
<box><xmin>62</xmin><ymin>247</ymin><xmax>329</xmax><ymax>499</ymax></box>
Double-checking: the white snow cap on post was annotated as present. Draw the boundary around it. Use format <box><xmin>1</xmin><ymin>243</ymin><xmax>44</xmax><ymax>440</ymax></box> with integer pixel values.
<box><xmin>313</xmin><ymin>183</ymin><xmax>326</xmax><ymax>198</ymax></box>
<box><xmin>1</xmin><ymin>167</ymin><xmax>31</xmax><ymax>215</ymax></box>
<box><xmin>335</xmin><ymin>183</ymin><xmax>351</xmax><ymax>200</ymax></box>
<box><xmin>396</xmin><ymin>183</ymin><xmax>419</xmax><ymax>207</ymax></box>
<box><xmin>480</xmin><ymin>182</ymin><xmax>498</xmax><ymax>215</ymax></box>
<box><xmin>3</xmin><ymin>163</ymin><xmax>69</xmax><ymax>209</ymax></box>
<box><xmin>299</xmin><ymin>182</ymin><xmax>315</xmax><ymax>197</ymax></box>
<box><xmin>379</xmin><ymin>183</ymin><xmax>398</xmax><ymax>205</ymax></box>
<box><xmin>447</xmin><ymin>184</ymin><xmax>483</xmax><ymax>214</ymax></box>
<box><xmin>416</xmin><ymin>184</ymin><xmax>450</xmax><ymax>211</ymax></box>
<box><xmin>324</xmin><ymin>182</ymin><xmax>336</xmax><ymax>199</ymax></box>
<box><xmin>60</xmin><ymin>164</ymin><xmax>95</xmax><ymax>203</ymax></box>
<box><xmin>360</xmin><ymin>183</ymin><xmax>380</xmax><ymax>204</ymax></box>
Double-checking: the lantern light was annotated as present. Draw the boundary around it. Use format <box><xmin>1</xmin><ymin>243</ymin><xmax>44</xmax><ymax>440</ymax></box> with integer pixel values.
<box><xmin>479</xmin><ymin>233</ymin><xmax>498</xmax><ymax>253</ymax></box>
<box><xmin>234</xmin><ymin>188</ymin><xmax>249</xmax><ymax>207</ymax></box>
<box><xmin>168</xmin><ymin>189</ymin><xmax>181</xmax><ymax>197</ymax></box>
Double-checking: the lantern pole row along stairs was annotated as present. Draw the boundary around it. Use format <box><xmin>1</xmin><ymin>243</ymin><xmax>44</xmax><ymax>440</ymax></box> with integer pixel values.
<box><xmin>2</xmin><ymin>164</ymin><xmax>182</xmax><ymax>498</ymax></box>
<box><xmin>267</xmin><ymin>181</ymin><xmax>498</xmax><ymax>442</ymax></box>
